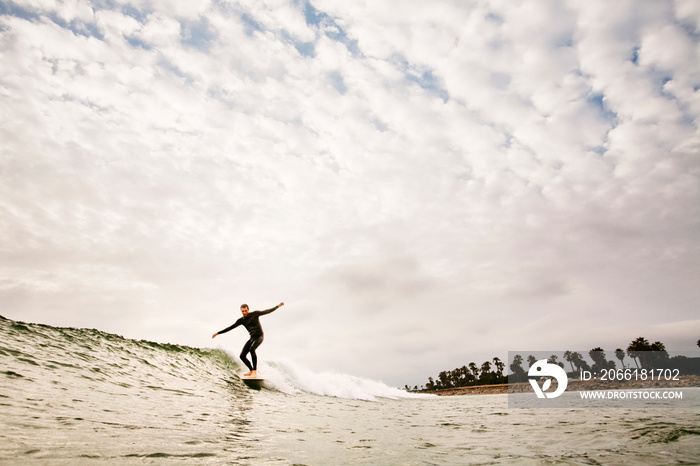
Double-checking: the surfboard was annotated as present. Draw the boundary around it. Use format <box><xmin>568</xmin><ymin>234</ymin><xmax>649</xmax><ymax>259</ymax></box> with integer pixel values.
<box><xmin>241</xmin><ymin>377</ymin><xmax>265</xmax><ymax>390</ymax></box>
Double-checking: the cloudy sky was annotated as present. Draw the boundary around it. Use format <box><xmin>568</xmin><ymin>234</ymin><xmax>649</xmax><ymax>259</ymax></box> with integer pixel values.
<box><xmin>1</xmin><ymin>0</ymin><xmax>698</xmax><ymax>387</ymax></box>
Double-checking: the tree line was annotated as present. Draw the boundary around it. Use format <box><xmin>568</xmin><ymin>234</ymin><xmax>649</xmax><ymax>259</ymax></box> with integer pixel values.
<box><xmin>407</xmin><ymin>337</ymin><xmax>699</xmax><ymax>391</ymax></box>
<box><xmin>414</xmin><ymin>357</ymin><xmax>508</xmax><ymax>391</ymax></box>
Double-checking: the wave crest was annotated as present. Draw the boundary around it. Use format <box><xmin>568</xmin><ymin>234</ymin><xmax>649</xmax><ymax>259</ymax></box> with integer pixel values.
<box><xmin>253</xmin><ymin>358</ymin><xmax>431</xmax><ymax>401</ymax></box>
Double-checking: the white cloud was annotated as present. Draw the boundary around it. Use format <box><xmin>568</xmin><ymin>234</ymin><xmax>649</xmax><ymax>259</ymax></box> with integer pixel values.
<box><xmin>674</xmin><ymin>0</ymin><xmax>700</xmax><ymax>29</ymax></box>
<box><xmin>1</xmin><ymin>0</ymin><xmax>698</xmax><ymax>386</ymax></box>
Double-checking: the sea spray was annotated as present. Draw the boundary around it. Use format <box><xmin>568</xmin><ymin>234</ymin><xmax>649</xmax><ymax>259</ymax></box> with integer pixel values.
<box><xmin>258</xmin><ymin>358</ymin><xmax>432</xmax><ymax>400</ymax></box>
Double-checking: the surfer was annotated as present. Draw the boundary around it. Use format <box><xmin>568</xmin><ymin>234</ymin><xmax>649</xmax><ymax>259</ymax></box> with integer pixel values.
<box><xmin>212</xmin><ymin>302</ymin><xmax>284</xmax><ymax>378</ymax></box>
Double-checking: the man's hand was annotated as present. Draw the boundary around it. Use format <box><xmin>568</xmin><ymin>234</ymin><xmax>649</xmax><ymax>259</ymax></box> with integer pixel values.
<box><xmin>212</xmin><ymin>333</ymin><xmax>218</xmax><ymax>339</ymax></box>
<box><xmin>279</xmin><ymin>302</ymin><xmax>285</xmax><ymax>307</ymax></box>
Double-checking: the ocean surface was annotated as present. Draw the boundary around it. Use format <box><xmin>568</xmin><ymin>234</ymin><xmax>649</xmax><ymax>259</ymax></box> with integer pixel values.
<box><xmin>1</xmin><ymin>315</ymin><xmax>699</xmax><ymax>465</ymax></box>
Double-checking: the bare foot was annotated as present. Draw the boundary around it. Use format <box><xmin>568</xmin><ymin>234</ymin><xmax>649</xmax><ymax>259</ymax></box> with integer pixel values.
<box><xmin>243</xmin><ymin>371</ymin><xmax>253</xmax><ymax>377</ymax></box>
<box><xmin>249</xmin><ymin>370</ymin><xmax>257</xmax><ymax>378</ymax></box>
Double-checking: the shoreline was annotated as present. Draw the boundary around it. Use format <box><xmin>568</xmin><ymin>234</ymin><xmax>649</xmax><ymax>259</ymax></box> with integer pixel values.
<box><xmin>418</xmin><ymin>374</ymin><xmax>700</xmax><ymax>396</ymax></box>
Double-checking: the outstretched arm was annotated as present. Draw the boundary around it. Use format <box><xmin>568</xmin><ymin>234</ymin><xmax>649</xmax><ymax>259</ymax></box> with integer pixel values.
<box><xmin>258</xmin><ymin>302</ymin><xmax>284</xmax><ymax>316</ymax></box>
<box><xmin>212</xmin><ymin>318</ymin><xmax>243</xmax><ymax>338</ymax></box>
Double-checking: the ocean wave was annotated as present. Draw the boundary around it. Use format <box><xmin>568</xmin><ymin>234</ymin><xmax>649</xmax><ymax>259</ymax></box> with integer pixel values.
<box><xmin>252</xmin><ymin>357</ymin><xmax>432</xmax><ymax>401</ymax></box>
<box><xmin>1</xmin><ymin>315</ymin><xmax>427</xmax><ymax>402</ymax></box>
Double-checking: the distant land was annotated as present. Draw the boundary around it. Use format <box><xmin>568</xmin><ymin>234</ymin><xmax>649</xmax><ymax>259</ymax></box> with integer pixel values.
<box><xmin>405</xmin><ymin>337</ymin><xmax>700</xmax><ymax>392</ymax></box>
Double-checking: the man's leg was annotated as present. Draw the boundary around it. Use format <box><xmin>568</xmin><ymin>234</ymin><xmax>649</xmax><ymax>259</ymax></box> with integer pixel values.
<box><xmin>240</xmin><ymin>338</ymin><xmax>255</xmax><ymax>374</ymax></box>
<box><xmin>248</xmin><ymin>336</ymin><xmax>264</xmax><ymax>372</ymax></box>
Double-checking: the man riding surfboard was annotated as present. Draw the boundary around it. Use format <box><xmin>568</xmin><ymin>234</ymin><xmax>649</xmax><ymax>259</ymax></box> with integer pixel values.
<box><xmin>212</xmin><ymin>302</ymin><xmax>284</xmax><ymax>378</ymax></box>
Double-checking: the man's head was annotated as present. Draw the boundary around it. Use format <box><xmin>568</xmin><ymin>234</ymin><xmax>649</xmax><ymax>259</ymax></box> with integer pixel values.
<box><xmin>240</xmin><ymin>304</ymin><xmax>249</xmax><ymax>316</ymax></box>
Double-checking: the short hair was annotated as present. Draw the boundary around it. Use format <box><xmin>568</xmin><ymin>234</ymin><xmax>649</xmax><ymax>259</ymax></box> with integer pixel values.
<box><xmin>240</xmin><ymin>304</ymin><xmax>249</xmax><ymax>309</ymax></box>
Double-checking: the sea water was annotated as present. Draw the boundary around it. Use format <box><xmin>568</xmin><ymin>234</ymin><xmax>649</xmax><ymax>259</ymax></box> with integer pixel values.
<box><xmin>1</xmin><ymin>315</ymin><xmax>698</xmax><ymax>465</ymax></box>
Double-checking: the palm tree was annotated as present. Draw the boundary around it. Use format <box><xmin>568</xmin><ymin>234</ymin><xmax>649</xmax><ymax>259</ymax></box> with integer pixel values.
<box><xmin>459</xmin><ymin>365</ymin><xmax>469</xmax><ymax>387</ymax></box>
<box><xmin>510</xmin><ymin>354</ymin><xmax>525</xmax><ymax>383</ymax></box>
<box><xmin>438</xmin><ymin>371</ymin><xmax>451</xmax><ymax>389</ymax></box>
<box><xmin>615</xmin><ymin>348</ymin><xmax>625</xmax><ymax>369</ymax></box>
<box><xmin>449</xmin><ymin>369</ymin><xmax>460</xmax><ymax>387</ymax></box>
<box><xmin>564</xmin><ymin>350</ymin><xmax>575</xmax><ymax>372</ymax></box>
<box><xmin>650</xmin><ymin>341</ymin><xmax>666</xmax><ymax>352</ymax></box>
<box><xmin>469</xmin><ymin>362</ymin><xmax>479</xmax><ymax>380</ymax></box>
<box><xmin>480</xmin><ymin>361</ymin><xmax>492</xmax><ymax>384</ymax></box>
<box><xmin>493</xmin><ymin>357</ymin><xmax>505</xmax><ymax>380</ymax></box>
<box><xmin>527</xmin><ymin>355</ymin><xmax>537</xmax><ymax>368</ymax></box>
<box><xmin>512</xmin><ymin>354</ymin><xmax>523</xmax><ymax>367</ymax></box>
<box><xmin>589</xmin><ymin>347</ymin><xmax>607</xmax><ymax>372</ymax></box>
<box><xmin>589</xmin><ymin>347</ymin><xmax>604</xmax><ymax>361</ymax></box>
<box><xmin>649</xmin><ymin>341</ymin><xmax>670</xmax><ymax>368</ymax></box>
<box><xmin>627</xmin><ymin>337</ymin><xmax>651</xmax><ymax>369</ymax></box>
<box><xmin>571</xmin><ymin>352</ymin><xmax>584</xmax><ymax>372</ymax></box>
<box><xmin>547</xmin><ymin>354</ymin><xmax>564</xmax><ymax>368</ymax></box>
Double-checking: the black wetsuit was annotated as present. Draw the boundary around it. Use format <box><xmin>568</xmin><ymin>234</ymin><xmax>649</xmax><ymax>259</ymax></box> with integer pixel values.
<box><xmin>217</xmin><ymin>305</ymin><xmax>279</xmax><ymax>371</ymax></box>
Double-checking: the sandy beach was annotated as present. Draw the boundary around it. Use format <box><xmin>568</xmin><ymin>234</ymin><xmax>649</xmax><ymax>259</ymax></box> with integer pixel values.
<box><xmin>421</xmin><ymin>375</ymin><xmax>700</xmax><ymax>396</ymax></box>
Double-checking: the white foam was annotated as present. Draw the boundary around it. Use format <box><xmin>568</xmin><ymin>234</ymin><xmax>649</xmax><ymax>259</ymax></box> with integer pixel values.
<box><xmin>256</xmin><ymin>358</ymin><xmax>433</xmax><ymax>401</ymax></box>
